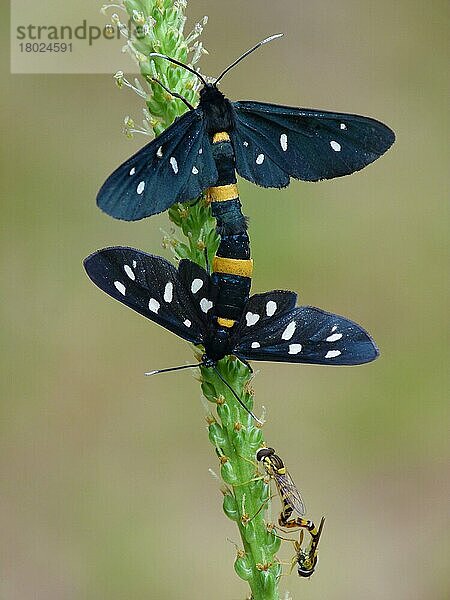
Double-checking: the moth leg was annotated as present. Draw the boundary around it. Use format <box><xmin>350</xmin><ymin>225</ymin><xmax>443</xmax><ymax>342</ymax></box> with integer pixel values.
<box><xmin>239</xmin><ymin>357</ymin><xmax>253</xmax><ymax>373</ymax></box>
<box><xmin>147</xmin><ymin>76</ymin><xmax>195</xmax><ymax>110</ymax></box>
<box><xmin>204</xmin><ymin>247</ymin><xmax>210</xmax><ymax>274</ymax></box>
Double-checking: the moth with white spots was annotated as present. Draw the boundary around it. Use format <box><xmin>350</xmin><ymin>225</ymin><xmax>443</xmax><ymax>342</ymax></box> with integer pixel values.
<box><xmin>96</xmin><ymin>37</ymin><xmax>395</xmax><ymax>222</ymax></box>
<box><xmin>84</xmin><ymin>247</ymin><xmax>379</xmax><ymax>368</ymax></box>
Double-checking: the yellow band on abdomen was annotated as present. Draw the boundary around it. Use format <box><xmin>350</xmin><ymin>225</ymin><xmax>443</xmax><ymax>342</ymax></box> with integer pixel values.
<box><xmin>205</xmin><ymin>183</ymin><xmax>239</xmax><ymax>203</ymax></box>
<box><xmin>212</xmin><ymin>131</ymin><xmax>230</xmax><ymax>143</ymax></box>
<box><xmin>213</xmin><ymin>256</ymin><xmax>253</xmax><ymax>278</ymax></box>
<box><xmin>217</xmin><ymin>317</ymin><xmax>236</xmax><ymax>328</ymax></box>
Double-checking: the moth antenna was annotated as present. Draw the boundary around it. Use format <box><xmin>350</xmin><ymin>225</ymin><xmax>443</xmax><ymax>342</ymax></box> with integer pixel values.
<box><xmin>148</xmin><ymin>53</ymin><xmax>208</xmax><ymax>86</ymax></box>
<box><xmin>145</xmin><ymin>362</ymin><xmax>204</xmax><ymax>376</ymax></box>
<box><xmin>147</xmin><ymin>76</ymin><xmax>195</xmax><ymax>110</ymax></box>
<box><xmin>215</xmin><ymin>33</ymin><xmax>284</xmax><ymax>84</ymax></box>
<box><xmin>213</xmin><ymin>366</ymin><xmax>263</xmax><ymax>425</ymax></box>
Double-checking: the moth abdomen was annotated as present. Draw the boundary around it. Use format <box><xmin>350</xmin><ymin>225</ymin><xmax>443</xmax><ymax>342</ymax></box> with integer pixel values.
<box><xmin>211</xmin><ymin>273</ymin><xmax>251</xmax><ymax>322</ymax></box>
<box><xmin>211</xmin><ymin>201</ymin><xmax>248</xmax><ymax>236</ymax></box>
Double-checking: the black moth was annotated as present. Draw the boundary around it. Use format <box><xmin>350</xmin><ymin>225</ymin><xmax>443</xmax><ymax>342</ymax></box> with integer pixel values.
<box><xmin>97</xmin><ymin>34</ymin><xmax>395</xmax><ymax>221</ymax></box>
<box><xmin>84</xmin><ymin>247</ymin><xmax>379</xmax><ymax>369</ymax></box>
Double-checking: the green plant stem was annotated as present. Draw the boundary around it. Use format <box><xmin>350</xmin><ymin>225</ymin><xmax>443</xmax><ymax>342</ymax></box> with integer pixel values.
<box><xmin>106</xmin><ymin>1</ymin><xmax>282</xmax><ymax>596</ymax></box>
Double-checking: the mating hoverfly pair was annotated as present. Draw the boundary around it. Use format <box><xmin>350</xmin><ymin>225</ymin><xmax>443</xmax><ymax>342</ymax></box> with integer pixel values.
<box><xmin>256</xmin><ymin>447</ymin><xmax>325</xmax><ymax>577</ymax></box>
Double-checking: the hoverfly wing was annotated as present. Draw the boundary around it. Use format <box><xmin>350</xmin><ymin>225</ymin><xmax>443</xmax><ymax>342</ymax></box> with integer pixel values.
<box><xmin>96</xmin><ymin>109</ymin><xmax>218</xmax><ymax>221</ymax></box>
<box><xmin>83</xmin><ymin>248</ymin><xmax>208</xmax><ymax>344</ymax></box>
<box><xmin>233</xmin><ymin>294</ymin><xmax>379</xmax><ymax>365</ymax></box>
<box><xmin>231</xmin><ymin>100</ymin><xmax>395</xmax><ymax>184</ymax></box>
<box><xmin>275</xmin><ymin>471</ymin><xmax>306</xmax><ymax>517</ymax></box>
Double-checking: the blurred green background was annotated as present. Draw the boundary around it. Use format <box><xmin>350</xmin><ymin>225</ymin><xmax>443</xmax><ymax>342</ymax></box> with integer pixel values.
<box><xmin>2</xmin><ymin>1</ymin><xmax>449</xmax><ymax>598</ymax></box>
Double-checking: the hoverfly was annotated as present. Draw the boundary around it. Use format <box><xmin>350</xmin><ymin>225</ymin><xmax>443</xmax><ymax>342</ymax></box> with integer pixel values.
<box><xmin>256</xmin><ymin>447</ymin><xmax>325</xmax><ymax>577</ymax></box>
<box><xmin>290</xmin><ymin>515</ymin><xmax>325</xmax><ymax>577</ymax></box>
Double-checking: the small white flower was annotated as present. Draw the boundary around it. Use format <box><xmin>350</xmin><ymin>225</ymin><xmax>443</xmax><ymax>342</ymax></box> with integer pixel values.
<box><xmin>135</xmin><ymin>52</ymin><xmax>147</xmax><ymax>63</ymax></box>
<box><xmin>132</xmin><ymin>10</ymin><xmax>145</xmax><ymax>25</ymax></box>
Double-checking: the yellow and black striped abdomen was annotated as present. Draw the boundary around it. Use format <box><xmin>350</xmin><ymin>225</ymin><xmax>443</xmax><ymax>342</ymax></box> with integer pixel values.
<box><xmin>207</xmin><ymin>132</ymin><xmax>252</xmax><ymax>326</ymax></box>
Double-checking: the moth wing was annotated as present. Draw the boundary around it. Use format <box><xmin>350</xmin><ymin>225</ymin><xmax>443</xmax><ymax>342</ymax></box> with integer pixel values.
<box><xmin>232</xmin><ymin>100</ymin><xmax>395</xmax><ymax>184</ymax></box>
<box><xmin>177</xmin><ymin>259</ymin><xmax>217</xmax><ymax>326</ymax></box>
<box><xmin>84</xmin><ymin>247</ymin><xmax>208</xmax><ymax>343</ymax></box>
<box><xmin>233</xmin><ymin>294</ymin><xmax>379</xmax><ymax>365</ymax></box>
<box><xmin>97</xmin><ymin>109</ymin><xmax>217</xmax><ymax>221</ymax></box>
<box><xmin>230</xmin><ymin>103</ymin><xmax>290</xmax><ymax>188</ymax></box>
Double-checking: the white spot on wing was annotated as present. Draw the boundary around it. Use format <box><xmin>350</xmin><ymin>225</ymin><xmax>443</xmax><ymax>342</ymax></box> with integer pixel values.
<box><xmin>114</xmin><ymin>281</ymin><xmax>126</xmax><ymax>295</ymax></box>
<box><xmin>282</xmin><ymin>321</ymin><xmax>296</xmax><ymax>341</ymax></box>
<box><xmin>331</xmin><ymin>325</ymin><xmax>338</xmax><ymax>332</ymax></box>
<box><xmin>137</xmin><ymin>181</ymin><xmax>145</xmax><ymax>194</ymax></box>
<box><xmin>183</xmin><ymin>319</ymin><xmax>191</xmax><ymax>328</ymax></box>
<box><xmin>192</xmin><ymin>166</ymin><xmax>198</xmax><ymax>175</ymax></box>
<box><xmin>170</xmin><ymin>156</ymin><xmax>178</xmax><ymax>173</ymax></box>
<box><xmin>340</xmin><ymin>123</ymin><xmax>347</xmax><ymax>130</ymax></box>
<box><xmin>191</xmin><ymin>278</ymin><xmax>203</xmax><ymax>294</ymax></box>
<box><xmin>157</xmin><ymin>146</ymin><xmax>163</xmax><ymax>158</ymax></box>
<box><xmin>124</xmin><ymin>264</ymin><xmax>135</xmax><ymax>280</ymax></box>
<box><xmin>129</xmin><ymin>167</ymin><xmax>135</xmax><ymax>175</ymax></box>
<box><xmin>164</xmin><ymin>282</ymin><xmax>173</xmax><ymax>303</ymax></box>
<box><xmin>326</xmin><ymin>333</ymin><xmax>343</xmax><ymax>342</ymax></box>
<box><xmin>289</xmin><ymin>344</ymin><xmax>302</xmax><ymax>355</ymax></box>
<box><xmin>266</xmin><ymin>300</ymin><xmax>277</xmax><ymax>317</ymax></box>
<box><xmin>148</xmin><ymin>298</ymin><xmax>160</xmax><ymax>314</ymax></box>
<box><xmin>243</xmin><ymin>141</ymin><xmax>249</xmax><ymax>147</ymax></box>
<box><xmin>330</xmin><ymin>140</ymin><xmax>341</xmax><ymax>152</ymax></box>
<box><xmin>200</xmin><ymin>298</ymin><xmax>213</xmax><ymax>313</ymax></box>
<box><xmin>132</xmin><ymin>260</ymin><xmax>137</xmax><ymax>269</ymax></box>
<box><xmin>256</xmin><ymin>153</ymin><xmax>265</xmax><ymax>164</ymax></box>
<box><xmin>251</xmin><ymin>342</ymin><xmax>260</xmax><ymax>349</ymax></box>
<box><xmin>325</xmin><ymin>350</ymin><xmax>341</xmax><ymax>359</ymax></box>
<box><xmin>246</xmin><ymin>312</ymin><xmax>260</xmax><ymax>326</ymax></box>
<box><xmin>198</xmin><ymin>148</ymin><xmax>203</xmax><ymax>154</ymax></box>
<box><xmin>280</xmin><ymin>133</ymin><xmax>288</xmax><ymax>151</ymax></box>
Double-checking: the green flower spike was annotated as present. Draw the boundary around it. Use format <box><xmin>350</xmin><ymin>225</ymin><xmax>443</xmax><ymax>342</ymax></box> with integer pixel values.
<box><xmin>103</xmin><ymin>1</ymin><xmax>283</xmax><ymax>597</ymax></box>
